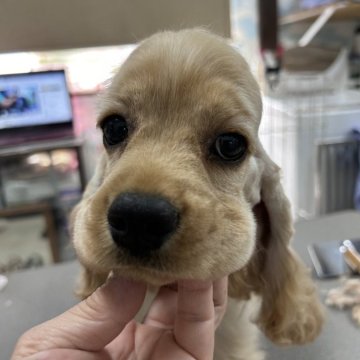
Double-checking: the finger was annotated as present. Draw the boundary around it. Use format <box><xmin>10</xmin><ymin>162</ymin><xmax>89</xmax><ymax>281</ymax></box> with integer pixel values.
<box><xmin>107</xmin><ymin>287</ymin><xmax>178</xmax><ymax>358</ymax></box>
<box><xmin>174</xmin><ymin>280</ymin><xmax>215</xmax><ymax>360</ymax></box>
<box><xmin>13</xmin><ymin>277</ymin><xmax>146</xmax><ymax>357</ymax></box>
<box><xmin>212</xmin><ymin>276</ymin><xmax>228</xmax><ymax>327</ymax></box>
<box><xmin>144</xmin><ymin>278</ymin><xmax>228</xmax><ymax>330</ymax></box>
<box><xmin>143</xmin><ymin>286</ymin><xmax>178</xmax><ymax>329</ymax></box>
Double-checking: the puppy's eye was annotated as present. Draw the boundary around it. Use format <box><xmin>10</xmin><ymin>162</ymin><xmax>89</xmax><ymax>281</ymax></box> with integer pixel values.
<box><xmin>212</xmin><ymin>133</ymin><xmax>247</xmax><ymax>162</ymax></box>
<box><xmin>101</xmin><ymin>114</ymin><xmax>128</xmax><ymax>146</ymax></box>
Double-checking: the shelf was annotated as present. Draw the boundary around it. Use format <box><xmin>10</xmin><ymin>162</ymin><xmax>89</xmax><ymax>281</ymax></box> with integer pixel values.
<box><xmin>281</xmin><ymin>1</ymin><xmax>360</xmax><ymax>25</ymax></box>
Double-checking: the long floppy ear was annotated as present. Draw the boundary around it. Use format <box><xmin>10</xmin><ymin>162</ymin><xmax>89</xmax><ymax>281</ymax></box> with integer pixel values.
<box><xmin>229</xmin><ymin>158</ymin><xmax>324</xmax><ymax>345</ymax></box>
<box><xmin>70</xmin><ymin>153</ymin><xmax>109</xmax><ymax>299</ymax></box>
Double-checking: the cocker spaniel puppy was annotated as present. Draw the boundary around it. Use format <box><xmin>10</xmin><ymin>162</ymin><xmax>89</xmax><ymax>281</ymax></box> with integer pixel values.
<box><xmin>72</xmin><ymin>29</ymin><xmax>324</xmax><ymax>359</ymax></box>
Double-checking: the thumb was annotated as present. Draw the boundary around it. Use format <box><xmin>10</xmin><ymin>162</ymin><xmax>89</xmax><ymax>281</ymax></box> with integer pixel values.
<box><xmin>13</xmin><ymin>277</ymin><xmax>146</xmax><ymax>357</ymax></box>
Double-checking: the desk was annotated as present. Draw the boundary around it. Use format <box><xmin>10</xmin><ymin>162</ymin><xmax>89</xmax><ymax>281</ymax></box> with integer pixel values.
<box><xmin>1</xmin><ymin>211</ymin><xmax>360</xmax><ymax>359</ymax></box>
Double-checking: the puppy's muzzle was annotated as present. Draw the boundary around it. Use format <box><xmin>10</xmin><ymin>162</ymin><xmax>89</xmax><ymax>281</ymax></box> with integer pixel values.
<box><xmin>107</xmin><ymin>192</ymin><xmax>179</xmax><ymax>257</ymax></box>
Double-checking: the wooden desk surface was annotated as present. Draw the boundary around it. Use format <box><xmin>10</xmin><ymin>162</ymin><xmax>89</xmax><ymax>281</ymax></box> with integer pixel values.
<box><xmin>0</xmin><ymin>202</ymin><xmax>51</xmax><ymax>217</ymax></box>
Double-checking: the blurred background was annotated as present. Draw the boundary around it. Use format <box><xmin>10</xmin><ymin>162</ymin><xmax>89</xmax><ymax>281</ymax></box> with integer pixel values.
<box><xmin>0</xmin><ymin>0</ymin><xmax>359</xmax><ymax>271</ymax></box>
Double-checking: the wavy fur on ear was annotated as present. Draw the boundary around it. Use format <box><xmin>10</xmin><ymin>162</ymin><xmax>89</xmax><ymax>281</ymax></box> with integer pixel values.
<box><xmin>229</xmin><ymin>159</ymin><xmax>324</xmax><ymax>345</ymax></box>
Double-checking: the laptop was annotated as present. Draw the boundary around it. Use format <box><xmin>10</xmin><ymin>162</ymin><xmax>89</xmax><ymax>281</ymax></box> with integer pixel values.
<box><xmin>0</xmin><ymin>70</ymin><xmax>74</xmax><ymax>147</ymax></box>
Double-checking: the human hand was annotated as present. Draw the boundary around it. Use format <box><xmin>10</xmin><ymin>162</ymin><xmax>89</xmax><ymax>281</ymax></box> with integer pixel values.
<box><xmin>12</xmin><ymin>276</ymin><xmax>228</xmax><ymax>360</ymax></box>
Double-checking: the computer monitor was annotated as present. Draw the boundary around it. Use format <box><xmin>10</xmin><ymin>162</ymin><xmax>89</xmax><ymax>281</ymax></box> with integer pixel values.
<box><xmin>0</xmin><ymin>70</ymin><xmax>73</xmax><ymax>145</ymax></box>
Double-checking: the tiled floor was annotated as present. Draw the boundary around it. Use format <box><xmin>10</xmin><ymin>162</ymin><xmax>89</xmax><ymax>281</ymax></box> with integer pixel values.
<box><xmin>0</xmin><ymin>216</ymin><xmax>52</xmax><ymax>270</ymax></box>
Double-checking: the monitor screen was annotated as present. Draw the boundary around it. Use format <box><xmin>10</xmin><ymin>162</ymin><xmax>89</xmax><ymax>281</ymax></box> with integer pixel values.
<box><xmin>0</xmin><ymin>70</ymin><xmax>72</xmax><ymax>131</ymax></box>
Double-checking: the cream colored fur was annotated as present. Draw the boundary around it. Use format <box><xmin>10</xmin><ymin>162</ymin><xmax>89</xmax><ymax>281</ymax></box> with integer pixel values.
<box><xmin>71</xmin><ymin>29</ymin><xmax>324</xmax><ymax>359</ymax></box>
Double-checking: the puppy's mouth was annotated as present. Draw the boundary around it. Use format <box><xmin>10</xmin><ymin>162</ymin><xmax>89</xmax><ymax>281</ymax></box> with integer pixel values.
<box><xmin>95</xmin><ymin>191</ymin><xmax>247</xmax><ymax>285</ymax></box>
<box><xmin>111</xmin><ymin>260</ymin><xmax>184</xmax><ymax>286</ymax></box>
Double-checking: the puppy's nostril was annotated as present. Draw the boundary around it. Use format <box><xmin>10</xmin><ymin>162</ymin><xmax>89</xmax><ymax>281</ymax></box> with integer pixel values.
<box><xmin>107</xmin><ymin>216</ymin><xmax>128</xmax><ymax>235</ymax></box>
<box><xmin>107</xmin><ymin>192</ymin><xmax>179</xmax><ymax>257</ymax></box>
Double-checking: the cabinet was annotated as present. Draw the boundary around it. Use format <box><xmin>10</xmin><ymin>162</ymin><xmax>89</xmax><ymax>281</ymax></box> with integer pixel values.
<box><xmin>0</xmin><ymin>138</ymin><xmax>86</xmax><ymax>208</ymax></box>
<box><xmin>0</xmin><ymin>138</ymin><xmax>87</xmax><ymax>263</ymax></box>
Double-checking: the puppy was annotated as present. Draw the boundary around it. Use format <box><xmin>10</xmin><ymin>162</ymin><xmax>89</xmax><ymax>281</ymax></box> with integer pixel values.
<box><xmin>72</xmin><ymin>29</ymin><xmax>324</xmax><ymax>359</ymax></box>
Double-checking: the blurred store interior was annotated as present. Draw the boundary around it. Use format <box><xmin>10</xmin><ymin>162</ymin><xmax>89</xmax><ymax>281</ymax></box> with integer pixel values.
<box><xmin>0</xmin><ymin>0</ymin><xmax>359</xmax><ymax>284</ymax></box>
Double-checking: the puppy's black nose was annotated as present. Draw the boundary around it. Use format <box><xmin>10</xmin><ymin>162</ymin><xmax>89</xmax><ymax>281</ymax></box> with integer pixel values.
<box><xmin>107</xmin><ymin>192</ymin><xmax>179</xmax><ymax>257</ymax></box>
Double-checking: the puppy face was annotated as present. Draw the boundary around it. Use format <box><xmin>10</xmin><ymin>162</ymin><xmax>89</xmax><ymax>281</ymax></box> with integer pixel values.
<box><xmin>73</xmin><ymin>29</ymin><xmax>264</xmax><ymax>285</ymax></box>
